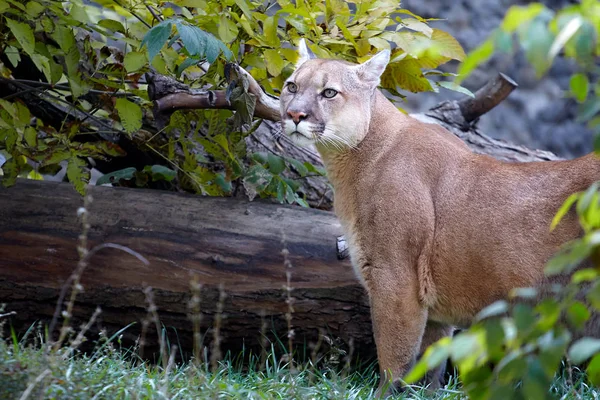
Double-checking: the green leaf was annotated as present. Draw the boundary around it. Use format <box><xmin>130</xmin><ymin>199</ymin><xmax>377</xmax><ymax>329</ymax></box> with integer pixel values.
<box><xmin>23</xmin><ymin>126</ymin><xmax>37</xmax><ymax>147</ymax></box>
<box><xmin>215</xmin><ymin>173</ymin><xmax>231</xmax><ymax>193</ymax></box>
<box><xmin>0</xmin><ymin>0</ymin><xmax>9</xmax><ymax>13</ymax></box>
<box><xmin>5</xmin><ymin>45</ymin><xmax>20</xmax><ymax>67</ymax></box>
<box><xmin>141</xmin><ymin>20</ymin><xmax>173</xmax><ymax>62</ymax></box>
<box><xmin>567</xmin><ymin>301</ymin><xmax>591</xmax><ymax>330</ymax></box>
<box><xmin>176</xmin><ymin>57</ymin><xmax>200</xmax><ymax>76</ymax></box>
<box><xmin>97</xmin><ymin>167</ymin><xmax>137</xmax><ymax>185</ymax></box>
<box><xmin>401</xmin><ymin>18</ymin><xmax>432</xmax><ymax>37</ymax></box>
<box><xmin>383</xmin><ymin>59</ymin><xmax>433</xmax><ymax>93</ymax></box>
<box><xmin>263</xmin><ymin>16</ymin><xmax>280</xmax><ymax>47</ymax></box>
<box><xmin>42</xmin><ymin>149</ymin><xmax>71</xmax><ymax>166</ymax></box>
<box><xmin>124</xmin><ymin>51</ymin><xmax>147</xmax><ymax>72</ymax></box>
<box><xmin>252</xmin><ymin>152</ymin><xmax>268</xmax><ymax>164</ymax></box>
<box><xmin>144</xmin><ymin>165</ymin><xmax>177</xmax><ymax>182</ymax></box>
<box><xmin>98</xmin><ymin>19</ymin><xmax>125</xmax><ymax>34</ymax></box>
<box><xmin>264</xmin><ymin>49</ymin><xmax>285</xmax><ymax>76</ymax></box>
<box><xmin>513</xmin><ymin>304</ymin><xmax>535</xmax><ymax>332</ymax></box>
<box><xmin>234</xmin><ymin>0</ymin><xmax>252</xmax><ymax>19</ymax></box>
<box><xmin>430</xmin><ymin>29</ymin><xmax>466</xmax><ymax>61</ymax></box>
<box><xmin>69</xmin><ymin>3</ymin><xmax>89</xmax><ymax>23</ymax></box>
<box><xmin>276</xmin><ymin>179</ymin><xmax>286</xmax><ymax>203</ymax></box>
<box><xmin>437</xmin><ymin>81</ymin><xmax>474</xmax><ymax>97</ymax></box>
<box><xmin>91</xmin><ymin>141</ymin><xmax>127</xmax><ymax>157</ymax></box>
<box><xmin>286</xmin><ymin>157</ymin><xmax>308</xmax><ymax>177</ymax></box>
<box><xmin>175</xmin><ymin>21</ymin><xmax>206</xmax><ymax>57</ymax></box>
<box><xmin>6</xmin><ymin>18</ymin><xmax>35</xmax><ymax>56</ymax></box>
<box><xmin>115</xmin><ymin>98</ymin><xmax>143</xmax><ymax>134</ymax></box>
<box><xmin>403</xmin><ymin>358</ymin><xmax>428</xmax><ymax>383</ymax></box>
<box><xmin>572</xmin><ymin>268</ymin><xmax>598</xmax><ymax>284</ymax></box>
<box><xmin>457</xmin><ymin>38</ymin><xmax>494</xmax><ymax>83</ymax></box>
<box><xmin>501</xmin><ymin>4</ymin><xmax>546</xmax><ymax>33</ymax></box>
<box><xmin>520</xmin><ymin>18</ymin><xmax>554</xmax><ymax>77</ymax></box>
<box><xmin>569</xmin><ymin>337</ymin><xmax>600</xmax><ymax>364</ymax></box>
<box><xmin>267</xmin><ymin>153</ymin><xmax>285</xmax><ymax>175</ymax></box>
<box><xmin>213</xmin><ymin>134</ymin><xmax>233</xmax><ymax>158</ymax></box>
<box><xmin>587</xmin><ymin>353</ymin><xmax>600</xmax><ymax>386</ymax></box>
<box><xmin>1</xmin><ymin>157</ymin><xmax>18</xmax><ymax>187</ymax></box>
<box><xmin>25</xmin><ymin>1</ymin><xmax>44</xmax><ymax>17</ymax></box>
<box><xmin>570</xmin><ymin>73</ymin><xmax>589</xmax><ymax>103</ymax></box>
<box><xmin>551</xmin><ymin>192</ymin><xmax>579</xmax><ymax>230</ymax></box>
<box><xmin>218</xmin><ymin>15</ymin><xmax>239</xmax><ymax>43</ymax></box>
<box><xmin>522</xmin><ymin>358</ymin><xmax>550</xmax><ymax>400</ymax></box>
<box><xmin>204</xmin><ymin>33</ymin><xmax>221</xmax><ymax>63</ymax></box>
<box><xmin>545</xmin><ymin>241</ymin><xmax>591</xmax><ymax>276</ymax></box>
<box><xmin>295</xmin><ymin>197</ymin><xmax>309</xmax><ymax>207</ymax></box>
<box><xmin>475</xmin><ymin>300</ymin><xmax>508</xmax><ymax>321</ymax></box>
<box><xmin>67</xmin><ymin>156</ymin><xmax>90</xmax><ymax>195</ymax></box>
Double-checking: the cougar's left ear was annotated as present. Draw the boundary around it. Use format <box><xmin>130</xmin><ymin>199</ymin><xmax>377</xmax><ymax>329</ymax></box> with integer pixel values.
<box><xmin>296</xmin><ymin>38</ymin><xmax>316</xmax><ymax>68</ymax></box>
<box><xmin>354</xmin><ymin>49</ymin><xmax>390</xmax><ymax>86</ymax></box>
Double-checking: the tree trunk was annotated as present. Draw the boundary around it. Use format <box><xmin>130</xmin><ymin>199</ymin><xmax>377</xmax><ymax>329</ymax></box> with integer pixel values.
<box><xmin>0</xmin><ymin>179</ymin><xmax>372</xmax><ymax>360</ymax></box>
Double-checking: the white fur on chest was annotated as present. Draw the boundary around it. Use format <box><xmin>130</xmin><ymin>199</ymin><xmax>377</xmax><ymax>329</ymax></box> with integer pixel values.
<box><xmin>339</xmin><ymin>219</ymin><xmax>367</xmax><ymax>286</ymax></box>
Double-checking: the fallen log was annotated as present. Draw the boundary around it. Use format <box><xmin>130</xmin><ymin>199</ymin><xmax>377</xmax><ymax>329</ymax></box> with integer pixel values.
<box><xmin>0</xmin><ymin>178</ymin><xmax>372</xmax><ymax>360</ymax></box>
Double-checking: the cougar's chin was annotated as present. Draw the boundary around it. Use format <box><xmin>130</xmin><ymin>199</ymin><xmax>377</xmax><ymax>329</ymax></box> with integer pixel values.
<box><xmin>283</xmin><ymin>120</ymin><xmax>317</xmax><ymax>147</ymax></box>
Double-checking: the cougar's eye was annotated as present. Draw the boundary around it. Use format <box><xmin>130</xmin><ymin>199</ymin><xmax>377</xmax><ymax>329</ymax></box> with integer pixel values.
<box><xmin>287</xmin><ymin>82</ymin><xmax>298</xmax><ymax>93</ymax></box>
<box><xmin>322</xmin><ymin>88</ymin><xmax>338</xmax><ymax>98</ymax></box>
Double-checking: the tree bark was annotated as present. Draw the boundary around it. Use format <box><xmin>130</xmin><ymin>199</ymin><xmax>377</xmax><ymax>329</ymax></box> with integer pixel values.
<box><xmin>0</xmin><ymin>178</ymin><xmax>372</xmax><ymax>360</ymax></box>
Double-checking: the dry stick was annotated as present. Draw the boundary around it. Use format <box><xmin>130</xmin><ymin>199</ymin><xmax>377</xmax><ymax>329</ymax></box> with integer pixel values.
<box><xmin>46</xmin><ymin>193</ymin><xmax>149</xmax><ymax>361</ymax></box>
<box><xmin>280</xmin><ymin>230</ymin><xmax>295</xmax><ymax>373</ymax></box>
<box><xmin>49</xmin><ymin>243</ymin><xmax>149</xmax><ymax>351</ymax></box>
<box><xmin>143</xmin><ymin>286</ymin><xmax>169</xmax><ymax>370</ymax></box>
<box><xmin>0</xmin><ymin>311</ymin><xmax>16</xmax><ymax>319</ymax></box>
<box><xmin>67</xmin><ymin>306</ymin><xmax>102</xmax><ymax>358</ymax></box>
<box><xmin>18</xmin><ymin>369</ymin><xmax>51</xmax><ymax>400</ymax></box>
<box><xmin>210</xmin><ymin>284</ymin><xmax>227</xmax><ymax>373</ymax></box>
<box><xmin>187</xmin><ymin>278</ymin><xmax>203</xmax><ymax>365</ymax></box>
<box><xmin>148</xmin><ymin>65</ymin><xmax>281</xmax><ymax>122</ymax></box>
<box><xmin>309</xmin><ymin>328</ymin><xmax>326</xmax><ymax>385</ymax></box>
<box><xmin>137</xmin><ymin>317</ymin><xmax>150</xmax><ymax>362</ymax></box>
<box><xmin>160</xmin><ymin>345</ymin><xmax>177</xmax><ymax>398</ymax></box>
<box><xmin>280</xmin><ymin>229</ymin><xmax>298</xmax><ymax>400</ymax></box>
<box><xmin>457</xmin><ymin>73</ymin><xmax>518</xmax><ymax>123</ymax></box>
<box><xmin>259</xmin><ymin>309</ymin><xmax>268</xmax><ymax>372</ymax></box>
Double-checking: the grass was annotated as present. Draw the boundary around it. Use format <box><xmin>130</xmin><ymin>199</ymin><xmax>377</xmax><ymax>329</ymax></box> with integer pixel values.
<box><xmin>1</xmin><ymin>326</ymin><xmax>598</xmax><ymax>400</ymax></box>
<box><xmin>0</xmin><ymin>323</ymin><xmax>466</xmax><ymax>400</ymax></box>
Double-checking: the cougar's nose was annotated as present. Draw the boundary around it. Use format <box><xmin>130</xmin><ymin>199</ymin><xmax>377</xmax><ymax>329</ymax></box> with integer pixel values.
<box><xmin>287</xmin><ymin>110</ymin><xmax>307</xmax><ymax>125</ymax></box>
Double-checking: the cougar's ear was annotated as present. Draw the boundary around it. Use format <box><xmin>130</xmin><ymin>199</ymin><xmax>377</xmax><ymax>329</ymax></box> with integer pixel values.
<box><xmin>354</xmin><ymin>49</ymin><xmax>390</xmax><ymax>86</ymax></box>
<box><xmin>296</xmin><ymin>38</ymin><xmax>316</xmax><ymax>68</ymax></box>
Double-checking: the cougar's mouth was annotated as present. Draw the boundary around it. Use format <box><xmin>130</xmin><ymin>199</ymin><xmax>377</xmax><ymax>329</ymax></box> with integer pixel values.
<box><xmin>290</xmin><ymin>129</ymin><xmax>312</xmax><ymax>140</ymax></box>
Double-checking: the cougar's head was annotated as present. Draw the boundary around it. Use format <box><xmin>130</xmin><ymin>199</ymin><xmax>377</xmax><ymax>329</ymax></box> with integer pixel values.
<box><xmin>279</xmin><ymin>39</ymin><xmax>390</xmax><ymax>151</ymax></box>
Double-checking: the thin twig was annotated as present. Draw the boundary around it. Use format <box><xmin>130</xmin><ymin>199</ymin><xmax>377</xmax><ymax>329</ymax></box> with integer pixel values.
<box><xmin>145</xmin><ymin>3</ymin><xmax>162</xmax><ymax>23</ymax></box>
<box><xmin>0</xmin><ymin>311</ymin><xmax>16</xmax><ymax>319</ymax></box>
<box><xmin>0</xmin><ymin>78</ymin><xmax>136</xmax><ymax>97</ymax></box>
<box><xmin>112</xmin><ymin>0</ymin><xmax>152</xmax><ymax>28</ymax></box>
<box><xmin>18</xmin><ymin>369</ymin><xmax>51</xmax><ymax>400</ymax></box>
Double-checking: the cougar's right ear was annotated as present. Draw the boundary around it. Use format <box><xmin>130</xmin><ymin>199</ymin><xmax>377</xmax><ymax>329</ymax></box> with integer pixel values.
<box><xmin>353</xmin><ymin>49</ymin><xmax>390</xmax><ymax>87</ymax></box>
<box><xmin>296</xmin><ymin>38</ymin><xmax>316</xmax><ymax>68</ymax></box>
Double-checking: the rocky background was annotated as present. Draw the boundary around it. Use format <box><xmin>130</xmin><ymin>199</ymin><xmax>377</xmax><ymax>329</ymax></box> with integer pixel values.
<box><xmin>403</xmin><ymin>0</ymin><xmax>592</xmax><ymax>158</ymax></box>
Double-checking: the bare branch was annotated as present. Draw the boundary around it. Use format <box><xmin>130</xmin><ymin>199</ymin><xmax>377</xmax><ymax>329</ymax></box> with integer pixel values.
<box><xmin>457</xmin><ymin>73</ymin><xmax>519</xmax><ymax>123</ymax></box>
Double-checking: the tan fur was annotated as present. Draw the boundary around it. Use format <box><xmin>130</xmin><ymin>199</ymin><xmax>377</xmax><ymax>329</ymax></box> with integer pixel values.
<box><xmin>279</xmin><ymin>41</ymin><xmax>600</xmax><ymax>394</ymax></box>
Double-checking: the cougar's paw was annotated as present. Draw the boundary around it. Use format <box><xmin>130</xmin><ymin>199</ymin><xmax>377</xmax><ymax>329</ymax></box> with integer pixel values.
<box><xmin>375</xmin><ymin>379</ymin><xmax>407</xmax><ymax>398</ymax></box>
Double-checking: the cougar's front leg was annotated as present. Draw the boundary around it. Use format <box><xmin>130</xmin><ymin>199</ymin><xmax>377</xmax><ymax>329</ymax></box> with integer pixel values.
<box><xmin>366</xmin><ymin>266</ymin><xmax>428</xmax><ymax>397</ymax></box>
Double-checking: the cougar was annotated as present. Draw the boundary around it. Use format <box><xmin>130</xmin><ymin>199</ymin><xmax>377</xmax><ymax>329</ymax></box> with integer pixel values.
<box><xmin>279</xmin><ymin>39</ymin><xmax>600</xmax><ymax>394</ymax></box>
